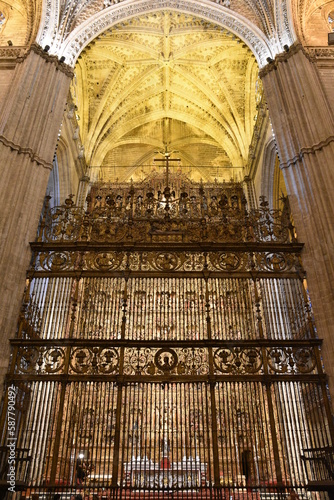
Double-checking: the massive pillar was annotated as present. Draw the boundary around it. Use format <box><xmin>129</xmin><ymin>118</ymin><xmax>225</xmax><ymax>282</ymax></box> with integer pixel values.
<box><xmin>0</xmin><ymin>44</ymin><xmax>72</xmax><ymax>391</ymax></box>
<box><xmin>260</xmin><ymin>44</ymin><xmax>334</xmax><ymax>400</ymax></box>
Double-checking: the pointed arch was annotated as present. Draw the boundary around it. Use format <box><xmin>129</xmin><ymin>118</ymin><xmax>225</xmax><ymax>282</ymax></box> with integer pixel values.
<box><xmin>260</xmin><ymin>137</ymin><xmax>282</xmax><ymax>209</ymax></box>
<box><xmin>37</xmin><ymin>0</ymin><xmax>291</xmax><ymax>67</ymax></box>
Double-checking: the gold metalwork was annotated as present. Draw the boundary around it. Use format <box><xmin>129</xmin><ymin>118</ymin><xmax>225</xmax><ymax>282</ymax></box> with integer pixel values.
<box><xmin>1</xmin><ymin>176</ymin><xmax>333</xmax><ymax>499</ymax></box>
<box><xmin>40</xmin><ymin>176</ymin><xmax>293</xmax><ymax>245</ymax></box>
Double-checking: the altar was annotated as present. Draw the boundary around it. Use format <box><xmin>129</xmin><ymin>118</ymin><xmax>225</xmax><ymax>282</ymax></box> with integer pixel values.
<box><xmin>123</xmin><ymin>456</ymin><xmax>207</xmax><ymax>490</ymax></box>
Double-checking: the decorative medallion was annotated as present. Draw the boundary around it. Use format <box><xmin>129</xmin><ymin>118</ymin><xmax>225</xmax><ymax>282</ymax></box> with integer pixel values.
<box><xmin>154</xmin><ymin>348</ymin><xmax>178</xmax><ymax>372</ymax></box>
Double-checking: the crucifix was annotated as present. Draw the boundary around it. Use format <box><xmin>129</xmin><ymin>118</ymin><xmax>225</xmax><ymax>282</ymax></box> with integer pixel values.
<box><xmin>154</xmin><ymin>146</ymin><xmax>180</xmax><ymax>188</ymax></box>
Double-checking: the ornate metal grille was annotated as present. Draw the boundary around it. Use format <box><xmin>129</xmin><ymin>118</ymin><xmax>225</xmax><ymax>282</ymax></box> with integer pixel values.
<box><xmin>1</xmin><ymin>174</ymin><xmax>333</xmax><ymax>499</ymax></box>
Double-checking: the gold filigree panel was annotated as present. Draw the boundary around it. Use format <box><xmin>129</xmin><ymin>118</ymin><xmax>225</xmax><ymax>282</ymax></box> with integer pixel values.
<box><xmin>39</xmin><ymin>188</ymin><xmax>293</xmax><ymax>245</ymax></box>
<box><xmin>34</xmin><ymin>250</ymin><xmax>300</xmax><ymax>275</ymax></box>
<box><xmin>13</xmin><ymin>344</ymin><xmax>318</xmax><ymax>376</ymax></box>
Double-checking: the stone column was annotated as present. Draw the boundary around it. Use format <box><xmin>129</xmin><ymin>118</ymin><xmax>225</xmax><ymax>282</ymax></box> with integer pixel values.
<box><xmin>0</xmin><ymin>44</ymin><xmax>72</xmax><ymax>392</ymax></box>
<box><xmin>260</xmin><ymin>44</ymin><xmax>334</xmax><ymax>400</ymax></box>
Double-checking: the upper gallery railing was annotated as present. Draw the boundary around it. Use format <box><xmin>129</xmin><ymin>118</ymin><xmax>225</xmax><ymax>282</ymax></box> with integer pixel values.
<box><xmin>38</xmin><ymin>176</ymin><xmax>295</xmax><ymax>245</ymax></box>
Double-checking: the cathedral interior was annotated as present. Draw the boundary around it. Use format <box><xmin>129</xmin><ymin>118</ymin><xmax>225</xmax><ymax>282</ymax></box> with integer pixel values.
<box><xmin>0</xmin><ymin>1</ymin><xmax>334</xmax><ymax>499</ymax></box>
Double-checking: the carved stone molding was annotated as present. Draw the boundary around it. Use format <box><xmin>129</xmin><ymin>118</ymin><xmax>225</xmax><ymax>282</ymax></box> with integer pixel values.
<box><xmin>0</xmin><ymin>47</ymin><xmax>25</xmax><ymax>60</ymax></box>
<box><xmin>258</xmin><ymin>42</ymin><xmax>304</xmax><ymax>78</ymax></box>
<box><xmin>0</xmin><ymin>43</ymin><xmax>75</xmax><ymax>77</ymax></box>
<box><xmin>280</xmin><ymin>135</ymin><xmax>334</xmax><ymax>170</ymax></box>
<box><xmin>305</xmin><ymin>46</ymin><xmax>334</xmax><ymax>62</ymax></box>
<box><xmin>29</xmin><ymin>43</ymin><xmax>75</xmax><ymax>77</ymax></box>
<box><xmin>259</xmin><ymin>42</ymin><xmax>334</xmax><ymax>77</ymax></box>
<box><xmin>52</xmin><ymin>0</ymin><xmax>272</xmax><ymax>68</ymax></box>
<box><xmin>37</xmin><ymin>0</ymin><xmax>298</xmax><ymax>68</ymax></box>
<box><xmin>0</xmin><ymin>134</ymin><xmax>53</xmax><ymax>171</ymax></box>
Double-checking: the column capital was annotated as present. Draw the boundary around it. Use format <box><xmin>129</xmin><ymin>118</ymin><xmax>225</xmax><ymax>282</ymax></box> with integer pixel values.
<box><xmin>259</xmin><ymin>42</ymin><xmax>334</xmax><ymax>78</ymax></box>
<box><xmin>0</xmin><ymin>43</ymin><xmax>75</xmax><ymax>78</ymax></box>
<box><xmin>259</xmin><ymin>42</ymin><xmax>304</xmax><ymax>78</ymax></box>
<box><xmin>0</xmin><ymin>48</ymin><xmax>72</xmax><ymax>166</ymax></box>
<box><xmin>25</xmin><ymin>43</ymin><xmax>74</xmax><ymax>78</ymax></box>
<box><xmin>260</xmin><ymin>46</ymin><xmax>334</xmax><ymax>167</ymax></box>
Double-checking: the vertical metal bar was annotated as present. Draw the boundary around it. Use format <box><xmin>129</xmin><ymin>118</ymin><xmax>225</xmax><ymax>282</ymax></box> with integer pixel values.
<box><xmin>111</xmin><ymin>277</ymin><xmax>128</xmax><ymax>488</ymax></box>
<box><xmin>254</xmin><ymin>382</ymin><xmax>271</xmax><ymax>487</ymax></box>
<box><xmin>264</xmin><ymin>382</ymin><xmax>283</xmax><ymax>486</ymax></box>
<box><xmin>253</xmin><ymin>279</ymin><xmax>264</xmax><ymax>339</ymax></box>
<box><xmin>95</xmin><ymin>381</ymin><xmax>102</xmax><ymax>486</ymax></box>
<box><xmin>273</xmin><ymin>382</ymin><xmax>292</xmax><ymax>486</ymax></box>
<box><xmin>204</xmin><ymin>277</ymin><xmax>220</xmax><ymax>492</ymax></box>
<box><xmin>49</xmin><ymin>382</ymin><xmax>67</xmax><ymax>484</ymax></box>
<box><xmin>48</xmin><ymin>288</ymin><xmax>74</xmax><ymax>485</ymax></box>
<box><xmin>119</xmin><ymin>383</ymin><xmax>127</xmax><ymax>494</ymax></box>
<box><xmin>111</xmin><ymin>381</ymin><xmax>124</xmax><ymax>490</ymax></box>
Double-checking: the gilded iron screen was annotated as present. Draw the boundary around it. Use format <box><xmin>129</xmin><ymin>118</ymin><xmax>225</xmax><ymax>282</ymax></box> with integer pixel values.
<box><xmin>0</xmin><ymin>175</ymin><xmax>333</xmax><ymax>499</ymax></box>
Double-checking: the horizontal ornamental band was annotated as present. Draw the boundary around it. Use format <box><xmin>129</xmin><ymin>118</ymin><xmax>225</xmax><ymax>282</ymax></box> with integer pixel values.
<box><xmin>11</xmin><ymin>344</ymin><xmax>320</xmax><ymax>376</ymax></box>
<box><xmin>29</xmin><ymin>249</ymin><xmax>303</xmax><ymax>275</ymax></box>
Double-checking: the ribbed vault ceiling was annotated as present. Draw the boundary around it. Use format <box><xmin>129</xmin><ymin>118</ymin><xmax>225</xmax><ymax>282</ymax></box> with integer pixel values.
<box><xmin>72</xmin><ymin>11</ymin><xmax>261</xmax><ymax>182</ymax></box>
<box><xmin>2</xmin><ymin>1</ymin><xmax>334</xmax><ymax>181</ymax></box>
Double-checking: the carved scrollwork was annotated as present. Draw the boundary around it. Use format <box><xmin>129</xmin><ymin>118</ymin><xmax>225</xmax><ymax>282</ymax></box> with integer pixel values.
<box><xmin>152</xmin><ymin>252</ymin><xmax>180</xmax><ymax>271</ymax></box>
<box><xmin>0</xmin><ymin>47</ymin><xmax>24</xmax><ymax>59</ymax></box>
<box><xmin>70</xmin><ymin>347</ymin><xmax>119</xmax><ymax>374</ymax></box>
<box><xmin>33</xmin><ymin>248</ymin><xmax>302</xmax><ymax>275</ymax></box>
<box><xmin>85</xmin><ymin>252</ymin><xmax>126</xmax><ymax>271</ymax></box>
<box><xmin>145</xmin><ymin>252</ymin><xmax>187</xmax><ymax>271</ymax></box>
<box><xmin>186</xmin><ymin>222</ymin><xmax>207</xmax><ymax>243</ymax></box>
<box><xmin>44</xmin><ymin>200</ymin><xmax>84</xmax><ymax>242</ymax></box>
<box><xmin>210</xmin><ymin>220</ymin><xmax>245</xmax><ymax>243</ymax></box>
<box><xmin>15</xmin><ymin>347</ymin><xmax>66</xmax><ymax>374</ymax></box>
<box><xmin>38</xmin><ymin>251</ymin><xmax>76</xmax><ymax>271</ymax></box>
<box><xmin>250</xmin><ymin>206</ymin><xmax>290</xmax><ymax>243</ymax></box>
<box><xmin>128</xmin><ymin>252</ymin><xmax>205</xmax><ymax>271</ymax></box>
<box><xmin>256</xmin><ymin>252</ymin><xmax>295</xmax><ymax>272</ymax></box>
<box><xmin>123</xmin><ymin>348</ymin><xmax>209</xmax><ymax>375</ymax></box>
<box><xmin>123</xmin><ymin>348</ymin><xmax>155</xmax><ymax>375</ymax></box>
<box><xmin>293</xmin><ymin>348</ymin><xmax>317</xmax><ymax>373</ymax></box>
<box><xmin>267</xmin><ymin>347</ymin><xmax>317</xmax><ymax>374</ymax></box>
<box><xmin>213</xmin><ymin>347</ymin><xmax>263</xmax><ymax>374</ymax></box>
<box><xmin>176</xmin><ymin>348</ymin><xmax>209</xmax><ymax>375</ymax></box>
<box><xmin>208</xmin><ymin>252</ymin><xmax>242</xmax><ymax>271</ymax></box>
<box><xmin>183</xmin><ymin>252</ymin><xmax>205</xmax><ymax>271</ymax></box>
<box><xmin>90</xmin><ymin>220</ymin><xmax>129</xmax><ymax>242</ymax></box>
<box><xmin>42</xmin><ymin>348</ymin><xmax>66</xmax><ymax>373</ymax></box>
<box><xmin>39</xmin><ymin>184</ymin><xmax>293</xmax><ymax>245</ymax></box>
<box><xmin>128</xmin><ymin>252</ymin><xmax>148</xmax><ymax>271</ymax></box>
<box><xmin>267</xmin><ymin>348</ymin><xmax>288</xmax><ymax>373</ymax></box>
<box><xmin>16</xmin><ymin>347</ymin><xmax>39</xmax><ymax>373</ymax></box>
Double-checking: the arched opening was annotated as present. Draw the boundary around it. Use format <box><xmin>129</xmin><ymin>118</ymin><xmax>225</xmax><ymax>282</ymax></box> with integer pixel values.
<box><xmin>42</xmin><ymin>1</ymin><xmax>277</xmax><ymax>67</ymax></box>
<box><xmin>56</xmin><ymin>9</ymin><xmax>262</xmax><ymax>193</ymax></box>
<box><xmin>1</xmin><ymin>3</ymin><xmax>334</xmax><ymax>500</ymax></box>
